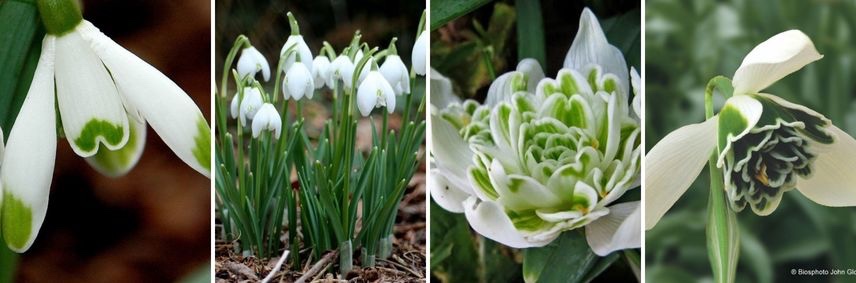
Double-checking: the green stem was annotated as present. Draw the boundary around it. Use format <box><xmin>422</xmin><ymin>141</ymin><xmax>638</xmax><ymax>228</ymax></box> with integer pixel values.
<box><xmin>704</xmin><ymin>77</ymin><xmax>739</xmax><ymax>283</ymax></box>
<box><xmin>0</xmin><ymin>244</ymin><xmax>18</xmax><ymax>283</ymax></box>
<box><xmin>286</xmin><ymin>12</ymin><xmax>300</xmax><ymax>35</ymax></box>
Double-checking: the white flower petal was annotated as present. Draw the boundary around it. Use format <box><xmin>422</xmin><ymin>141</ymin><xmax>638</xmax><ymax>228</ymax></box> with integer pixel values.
<box><xmin>311</xmin><ymin>56</ymin><xmax>330</xmax><ymax>89</ymax></box>
<box><xmin>356</xmin><ymin>74</ymin><xmax>380</xmax><ymax>117</ymax></box>
<box><xmin>239</xmin><ymin>87</ymin><xmax>263</xmax><ymax>126</ymax></box>
<box><xmin>485</xmin><ymin>59</ymin><xmax>545</xmax><ymax>107</ymax></box>
<box><xmin>1</xmin><ymin>36</ymin><xmax>58</xmax><ymax>252</ymax></box>
<box><xmin>379</xmin><ymin>55</ymin><xmax>410</xmax><ymax>95</ymax></box>
<box><xmin>280</xmin><ymin>35</ymin><xmax>313</xmax><ymax>74</ymax></box>
<box><xmin>285</xmin><ymin>62</ymin><xmax>314</xmax><ymax>100</ymax></box>
<box><xmin>429</xmin><ymin>68</ymin><xmax>460</xmax><ymax>109</ymax></box>
<box><xmin>564</xmin><ymin>8</ymin><xmax>629</xmax><ymax>92</ymax></box>
<box><xmin>428</xmin><ymin>170</ymin><xmax>469</xmax><ymax>213</ymax></box>
<box><xmin>327</xmin><ymin>55</ymin><xmax>354</xmax><ymax>88</ymax></box>
<box><xmin>586</xmin><ymin>201</ymin><xmax>641</xmax><ymax>256</ymax></box>
<box><xmin>631</xmin><ymin>67</ymin><xmax>641</xmax><ymax>120</ymax></box>
<box><xmin>80</xmin><ymin>21</ymin><xmax>210</xmax><ymax>177</ymax></box>
<box><xmin>796</xmin><ymin>125</ymin><xmax>856</xmax><ymax>206</ymax></box>
<box><xmin>85</xmin><ymin>115</ymin><xmax>146</xmax><ymax>177</ymax></box>
<box><xmin>516</xmin><ymin>58</ymin><xmax>545</xmax><ymax>93</ymax></box>
<box><xmin>463</xmin><ymin>197</ymin><xmax>549</xmax><ymax>248</ymax></box>
<box><xmin>485</xmin><ymin>72</ymin><xmax>516</xmax><ymax>107</ymax></box>
<box><xmin>251</xmin><ymin>103</ymin><xmax>282</xmax><ymax>139</ymax></box>
<box><xmin>55</xmin><ymin>26</ymin><xmax>130</xmax><ymax>157</ymax></box>
<box><xmin>412</xmin><ymin>32</ymin><xmax>427</xmax><ymax>75</ymax></box>
<box><xmin>237</xmin><ymin>46</ymin><xmax>271</xmax><ymax>82</ymax></box>
<box><xmin>645</xmin><ymin>117</ymin><xmax>718</xmax><ymax>229</ymax></box>
<box><xmin>732</xmin><ymin>30</ymin><xmax>823</xmax><ymax>95</ymax></box>
<box><xmin>230</xmin><ymin>95</ymin><xmax>239</xmax><ymax>119</ymax></box>
<box><xmin>716</xmin><ymin>95</ymin><xmax>763</xmax><ymax>167</ymax></box>
<box><xmin>430</xmin><ymin>115</ymin><xmax>473</xmax><ymax>175</ymax></box>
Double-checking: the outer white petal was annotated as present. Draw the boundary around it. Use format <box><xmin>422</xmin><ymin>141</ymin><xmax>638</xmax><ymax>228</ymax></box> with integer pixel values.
<box><xmin>564</xmin><ymin>8</ymin><xmax>629</xmax><ymax>92</ymax></box>
<box><xmin>586</xmin><ymin>201</ymin><xmax>641</xmax><ymax>256</ymax></box>
<box><xmin>251</xmin><ymin>103</ymin><xmax>282</xmax><ymax>139</ymax></box>
<box><xmin>237</xmin><ymin>46</ymin><xmax>271</xmax><ymax>82</ymax></box>
<box><xmin>1</xmin><ymin>36</ymin><xmax>57</xmax><ymax>252</ymax></box>
<box><xmin>485</xmin><ymin>72</ymin><xmax>515</xmax><ymax>107</ymax></box>
<box><xmin>55</xmin><ymin>26</ymin><xmax>129</xmax><ymax>157</ymax></box>
<box><xmin>80</xmin><ymin>21</ymin><xmax>210</xmax><ymax>177</ymax></box>
<box><xmin>356</xmin><ymin>74</ymin><xmax>380</xmax><ymax>117</ymax></box>
<box><xmin>328</xmin><ymin>56</ymin><xmax>355</xmax><ymax>88</ymax></box>
<box><xmin>311</xmin><ymin>56</ymin><xmax>330</xmax><ymax>89</ymax></box>
<box><xmin>379</xmin><ymin>55</ymin><xmax>410</xmax><ymax>95</ymax></box>
<box><xmin>429</xmin><ymin>68</ymin><xmax>460</xmax><ymax>109</ymax></box>
<box><xmin>285</xmin><ymin>62</ymin><xmax>314</xmax><ymax>100</ymax></box>
<box><xmin>85</xmin><ymin>115</ymin><xmax>146</xmax><ymax>177</ymax></box>
<box><xmin>732</xmin><ymin>30</ymin><xmax>823</xmax><ymax>95</ymax></box>
<box><xmin>631</xmin><ymin>67</ymin><xmax>641</xmax><ymax>120</ymax></box>
<box><xmin>238</xmin><ymin>87</ymin><xmax>263</xmax><ymax>126</ymax></box>
<box><xmin>280</xmin><ymin>35</ymin><xmax>313</xmax><ymax>74</ymax></box>
<box><xmin>428</xmin><ymin>170</ymin><xmax>469</xmax><ymax>213</ymax></box>
<box><xmin>645</xmin><ymin>117</ymin><xmax>718</xmax><ymax>229</ymax></box>
<box><xmin>796</xmin><ymin>125</ymin><xmax>856</xmax><ymax>206</ymax></box>
<box><xmin>430</xmin><ymin>114</ymin><xmax>473</xmax><ymax>175</ymax></box>
<box><xmin>412</xmin><ymin>32</ymin><xmax>427</xmax><ymax>75</ymax></box>
<box><xmin>463</xmin><ymin>197</ymin><xmax>550</xmax><ymax>248</ymax></box>
<box><xmin>229</xmin><ymin>95</ymin><xmax>239</xmax><ymax>119</ymax></box>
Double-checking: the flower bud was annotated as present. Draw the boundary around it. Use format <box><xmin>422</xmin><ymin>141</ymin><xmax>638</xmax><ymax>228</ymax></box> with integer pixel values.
<box><xmin>251</xmin><ymin>103</ymin><xmax>282</xmax><ymax>139</ymax></box>
<box><xmin>236</xmin><ymin>46</ymin><xmax>271</xmax><ymax>82</ymax></box>
<box><xmin>283</xmin><ymin>62</ymin><xmax>313</xmax><ymax>100</ymax></box>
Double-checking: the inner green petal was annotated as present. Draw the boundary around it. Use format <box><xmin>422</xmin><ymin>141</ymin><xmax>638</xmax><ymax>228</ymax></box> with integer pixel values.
<box><xmin>74</xmin><ymin>119</ymin><xmax>125</xmax><ymax>152</ymax></box>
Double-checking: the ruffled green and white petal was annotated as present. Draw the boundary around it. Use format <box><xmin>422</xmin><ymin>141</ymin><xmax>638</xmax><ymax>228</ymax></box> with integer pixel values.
<box><xmin>485</xmin><ymin>59</ymin><xmax>544</xmax><ymax>107</ymax></box>
<box><xmin>463</xmin><ymin>197</ymin><xmax>552</xmax><ymax>248</ymax></box>
<box><xmin>563</xmin><ymin>8</ymin><xmax>628</xmax><ymax>92</ymax></box>
<box><xmin>732</xmin><ymin>30</ymin><xmax>823</xmax><ymax>95</ymax></box>
<box><xmin>586</xmin><ymin>201</ymin><xmax>641</xmax><ymax>256</ymax></box>
<box><xmin>80</xmin><ymin>21</ymin><xmax>211</xmax><ymax>177</ymax></box>
<box><xmin>796</xmin><ymin>125</ymin><xmax>856</xmax><ymax>206</ymax></box>
<box><xmin>55</xmin><ymin>24</ymin><xmax>129</xmax><ymax>157</ymax></box>
<box><xmin>645</xmin><ymin>117</ymin><xmax>718</xmax><ymax>229</ymax></box>
<box><xmin>1</xmin><ymin>36</ymin><xmax>58</xmax><ymax>252</ymax></box>
<box><xmin>716</xmin><ymin>95</ymin><xmax>763</xmax><ymax>166</ymax></box>
<box><xmin>85</xmin><ymin>115</ymin><xmax>146</xmax><ymax>177</ymax></box>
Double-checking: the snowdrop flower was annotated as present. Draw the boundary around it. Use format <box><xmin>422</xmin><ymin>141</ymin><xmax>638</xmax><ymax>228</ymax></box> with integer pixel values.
<box><xmin>412</xmin><ymin>31</ymin><xmax>427</xmax><ymax>76</ymax></box>
<box><xmin>284</xmin><ymin>61</ymin><xmax>314</xmax><ymax>100</ymax></box>
<box><xmin>0</xmin><ymin>0</ymin><xmax>210</xmax><ymax>252</ymax></box>
<box><xmin>344</xmin><ymin>56</ymin><xmax>373</xmax><ymax>89</ymax></box>
<box><xmin>327</xmin><ymin>55</ymin><xmax>355</xmax><ymax>88</ymax></box>
<box><xmin>357</xmin><ymin>71</ymin><xmax>396</xmax><ymax>116</ymax></box>
<box><xmin>312</xmin><ymin>55</ymin><xmax>330</xmax><ymax>89</ymax></box>
<box><xmin>236</xmin><ymin>87</ymin><xmax>263</xmax><ymax>125</ymax></box>
<box><xmin>280</xmin><ymin>12</ymin><xmax>313</xmax><ymax>75</ymax></box>
<box><xmin>430</xmin><ymin>8</ymin><xmax>640</xmax><ymax>256</ymax></box>
<box><xmin>379</xmin><ymin>40</ymin><xmax>410</xmax><ymax>95</ymax></box>
<box><xmin>646</xmin><ymin>30</ymin><xmax>856</xmax><ymax>229</ymax></box>
<box><xmin>251</xmin><ymin>103</ymin><xmax>282</xmax><ymax>139</ymax></box>
<box><xmin>236</xmin><ymin>45</ymin><xmax>270</xmax><ymax>82</ymax></box>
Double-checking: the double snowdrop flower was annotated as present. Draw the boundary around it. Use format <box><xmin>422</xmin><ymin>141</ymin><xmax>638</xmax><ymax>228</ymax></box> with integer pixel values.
<box><xmin>0</xmin><ymin>0</ymin><xmax>210</xmax><ymax>252</ymax></box>
<box><xmin>646</xmin><ymin>30</ymin><xmax>856</xmax><ymax>229</ymax></box>
<box><xmin>430</xmin><ymin>8</ymin><xmax>641</xmax><ymax>256</ymax></box>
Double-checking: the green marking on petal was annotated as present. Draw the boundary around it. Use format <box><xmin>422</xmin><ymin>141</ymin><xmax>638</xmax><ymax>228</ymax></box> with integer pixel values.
<box><xmin>90</xmin><ymin>120</ymin><xmax>141</xmax><ymax>175</ymax></box>
<box><xmin>717</xmin><ymin>103</ymin><xmax>749</xmax><ymax>155</ymax></box>
<box><xmin>192</xmin><ymin>117</ymin><xmax>211</xmax><ymax>171</ymax></box>
<box><xmin>2</xmin><ymin>190</ymin><xmax>33</xmax><ymax>250</ymax></box>
<box><xmin>74</xmin><ymin>119</ymin><xmax>125</xmax><ymax>152</ymax></box>
<box><xmin>469</xmin><ymin>166</ymin><xmax>498</xmax><ymax>200</ymax></box>
<box><xmin>509</xmin><ymin>209</ymin><xmax>551</xmax><ymax>231</ymax></box>
<box><xmin>560</xmin><ymin>72</ymin><xmax>580</xmax><ymax>96</ymax></box>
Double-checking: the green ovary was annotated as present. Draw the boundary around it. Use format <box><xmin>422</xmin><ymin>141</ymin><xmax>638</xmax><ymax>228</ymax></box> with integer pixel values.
<box><xmin>192</xmin><ymin>117</ymin><xmax>212</xmax><ymax>171</ymax></box>
<box><xmin>74</xmin><ymin>119</ymin><xmax>125</xmax><ymax>152</ymax></box>
<box><xmin>2</xmin><ymin>190</ymin><xmax>33</xmax><ymax>250</ymax></box>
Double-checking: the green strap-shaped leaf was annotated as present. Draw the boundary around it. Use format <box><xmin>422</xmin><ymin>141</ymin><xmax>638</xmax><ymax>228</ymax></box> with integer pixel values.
<box><xmin>430</xmin><ymin>0</ymin><xmax>493</xmax><ymax>30</ymax></box>
<box><xmin>523</xmin><ymin>230</ymin><xmax>597</xmax><ymax>283</ymax></box>
<box><xmin>515</xmin><ymin>0</ymin><xmax>545</xmax><ymax>67</ymax></box>
<box><xmin>0</xmin><ymin>0</ymin><xmax>42</xmax><ymax>131</ymax></box>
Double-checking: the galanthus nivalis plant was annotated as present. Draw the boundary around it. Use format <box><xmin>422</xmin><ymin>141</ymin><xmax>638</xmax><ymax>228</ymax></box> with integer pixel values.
<box><xmin>646</xmin><ymin>30</ymin><xmax>856</xmax><ymax>283</ymax></box>
<box><xmin>0</xmin><ymin>0</ymin><xmax>210</xmax><ymax>252</ymax></box>
<box><xmin>430</xmin><ymin>7</ymin><xmax>641</xmax><ymax>262</ymax></box>
<box><xmin>216</xmin><ymin>10</ymin><xmax>426</xmax><ymax>275</ymax></box>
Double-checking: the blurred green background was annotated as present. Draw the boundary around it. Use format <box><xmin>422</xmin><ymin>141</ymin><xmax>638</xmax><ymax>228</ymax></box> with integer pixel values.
<box><xmin>429</xmin><ymin>1</ymin><xmax>640</xmax><ymax>282</ymax></box>
<box><xmin>646</xmin><ymin>1</ymin><xmax>856</xmax><ymax>282</ymax></box>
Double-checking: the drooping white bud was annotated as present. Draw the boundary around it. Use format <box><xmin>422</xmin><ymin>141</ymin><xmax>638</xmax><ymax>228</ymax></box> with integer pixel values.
<box><xmin>238</xmin><ymin>87</ymin><xmax>263</xmax><ymax>126</ymax></box>
<box><xmin>412</xmin><ymin>32</ymin><xmax>427</xmax><ymax>75</ymax></box>
<box><xmin>379</xmin><ymin>55</ymin><xmax>410</xmax><ymax>95</ymax></box>
<box><xmin>327</xmin><ymin>55</ymin><xmax>355</xmax><ymax>89</ymax></box>
<box><xmin>312</xmin><ymin>56</ymin><xmax>331</xmax><ymax>89</ymax></box>
<box><xmin>251</xmin><ymin>103</ymin><xmax>282</xmax><ymax>139</ymax></box>
<box><xmin>237</xmin><ymin>46</ymin><xmax>271</xmax><ymax>81</ymax></box>
<box><xmin>356</xmin><ymin>71</ymin><xmax>396</xmax><ymax>116</ymax></box>
<box><xmin>283</xmin><ymin>62</ymin><xmax>314</xmax><ymax>100</ymax></box>
<box><xmin>280</xmin><ymin>35</ymin><xmax>313</xmax><ymax>75</ymax></box>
